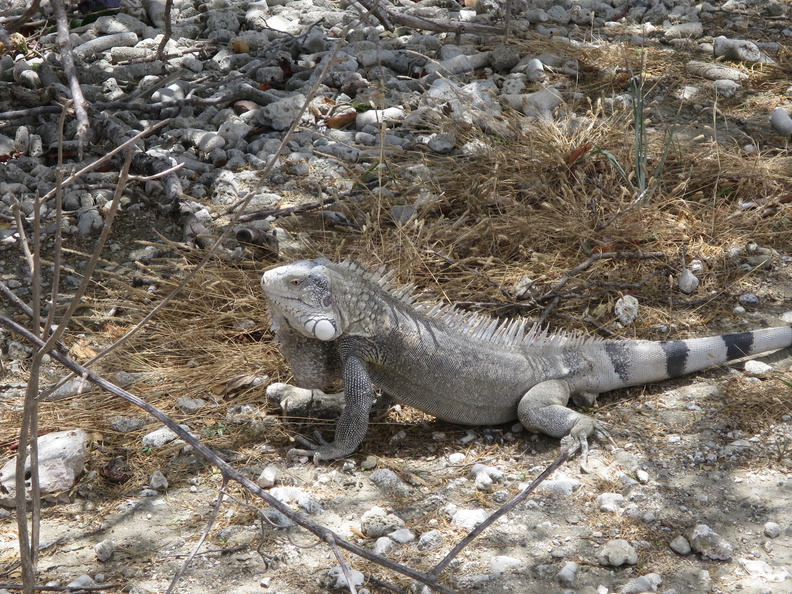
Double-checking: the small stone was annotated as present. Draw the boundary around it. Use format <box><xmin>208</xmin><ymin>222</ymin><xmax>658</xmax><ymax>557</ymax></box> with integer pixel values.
<box><xmin>489</xmin><ymin>46</ymin><xmax>520</xmax><ymax>71</ymax></box>
<box><xmin>556</xmin><ymin>561</ymin><xmax>579</xmax><ymax>587</ymax></box>
<box><xmin>327</xmin><ymin>565</ymin><xmax>364</xmax><ymax>590</ymax></box>
<box><xmin>451</xmin><ymin>508</ymin><xmax>488</xmax><ymax>530</ymax></box>
<box><xmin>744</xmin><ymin>360</ymin><xmax>772</xmax><ymax>377</ymax></box>
<box><xmin>149</xmin><ymin>470</ymin><xmax>168</xmax><ymax>490</ymax></box>
<box><xmin>390</xmin><ymin>204</ymin><xmax>417</xmax><ymax>226</ymax></box>
<box><xmin>596</xmin><ymin>493</ymin><xmax>626</xmax><ymax>513</ymax></box>
<box><xmin>686</xmin><ymin>524</ymin><xmax>733</xmax><ymax>561</ymax></box>
<box><xmin>678</xmin><ymin>268</ymin><xmax>699</xmax><ymax>294</ymax></box>
<box><xmin>374</xmin><ymin>536</ymin><xmax>396</xmax><ymax>555</ymax></box>
<box><xmin>665</xmin><ymin>22</ymin><xmax>703</xmax><ymax>39</ymax></box>
<box><xmin>447</xmin><ymin>453</ymin><xmax>466</xmax><ymax>464</ymax></box>
<box><xmin>426</xmin><ymin>132</ymin><xmax>455</xmax><ymax>154</ymax></box>
<box><xmin>686</xmin><ymin>60</ymin><xmax>748</xmax><ymax>82</ymax></box>
<box><xmin>713</xmin><ymin>79</ymin><xmax>740</xmax><ymax>98</ymax></box>
<box><xmin>597</xmin><ymin>539</ymin><xmax>638</xmax><ymax>566</ymax></box>
<box><xmin>67</xmin><ymin>575</ymin><xmax>98</xmax><ymax>590</ymax></box>
<box><xmin>537</xmin><ymin>478</ymin><xmax>581</xmax><ymax>496</ymax></box>
<box><xmin>615</xmin><ymin>294</ymin><xmax>640</xmax><ymax>325</ymax></box>
<box><xmin>175</xmin><ymin>397</ymin><xmax>206</xmax><ymax>414</ymax></box>
<box><xmin>388</xmin><ymin>528</ymin><xmax>416</xmax><ymax>544</ymax></box>
<box><xmin>370</xmin><ymin>468</ymin><xmax>411</xmax><ymax>498</ymax></box>
<box><xmin>670</xmin><ymin>535</ymin><xmax>692</xmax><ymax>555</ymax></box>
<box><xmin>490</xmin><ymin>555</ymin><xmax>525</xmax><ymax>576</ymax></box>
<box><xmin>770</xmin><ymin>107</ymin><xmax>792</xmax><ymax>137</ymax></box>
<box><xmin>713</xmin><ymin>36</ymin><xmax>773</xmax><ymax>63</ymax></box>
<box><xmin>94</xmin><ymin>539</ymin><xmax>115</xmax><ymax>562</ymax></box>
<box><xmin>360</xmin><ymin>506</ymin><xmax>405</xmax><ymax>538</ymax></box>
<box><xmin>141</xmin><ymin>426</ymin><xmax>182</xmax><ymax>448</ymax></box>
<box><xmin>620</xmin><ymin>572</ymin><xmax>662</xmax><ymax>593</ymax></box>
<box><xmin>417</xmin><ymin>529</ymin><xmax>444</xmax><ymax>551</ymax></box>
<box><xmin>257</xmin><ymin>465</ymin><xmax>280</xmax><ymax>488</ymax></box>
<box><xmin>764</xmin><ymin>522</ymin><xmax>781</xmax><ymax>538</ymax></box>
<box><xmin>738</xmin><ymin>293</ymin><xmax>759</xmax><ymax>306</ymax></box>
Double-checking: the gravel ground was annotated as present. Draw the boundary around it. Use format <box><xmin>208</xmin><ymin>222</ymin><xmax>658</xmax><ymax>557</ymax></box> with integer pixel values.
<box><xmin>1</xmin><ymin>0</ymin><xmax>792</xmax><ymax>591</ymax></box>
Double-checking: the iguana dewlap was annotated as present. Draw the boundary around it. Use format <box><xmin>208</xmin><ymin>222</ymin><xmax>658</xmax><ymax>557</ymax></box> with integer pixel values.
<box><xmin>261</xmin><ymin>258</ymin><xmax>792</xmax><ymax>464</ymax></box>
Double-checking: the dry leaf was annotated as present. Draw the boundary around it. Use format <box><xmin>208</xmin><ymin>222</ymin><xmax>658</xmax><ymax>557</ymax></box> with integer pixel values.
<box><xmin>211</xmin><ymin>373</ymin><xmax>261</xmax><ymax>396</ymax></box>
<box><xmin>70</xmin><ymin>339</ymin><xmax>98</xmax><ymax>360</ymax></box>
<box><xmin>326</xmin><ymin>111</ymin><xmax>358</xmax><ymax>129</ymax></box>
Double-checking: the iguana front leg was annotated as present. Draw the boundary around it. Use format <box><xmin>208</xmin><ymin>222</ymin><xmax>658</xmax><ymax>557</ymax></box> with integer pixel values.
<box><xmin>517</xmin><ymin>379</ymin><xmax>611</xmax><ymax>471</ymax></box>
<box><xmin>288</xmin><ymin>350</ymin><xmax>375</xmax><ymax>462</ymax></box>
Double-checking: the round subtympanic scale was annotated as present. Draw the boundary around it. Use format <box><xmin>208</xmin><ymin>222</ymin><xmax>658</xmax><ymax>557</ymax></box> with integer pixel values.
<box><xmin>312</xmin><ymin>319</ymin><xmax>336</xmax><ymax>341</ymax></box>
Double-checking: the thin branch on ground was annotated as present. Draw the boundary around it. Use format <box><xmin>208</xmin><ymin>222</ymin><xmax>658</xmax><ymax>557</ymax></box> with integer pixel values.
<box><xmin>354</xmin><ymin>0</ymin><xmax>504</xmax><ymax>35</ymax></box>
<box><xmin>236</xmin><ymin>196</ymin><xmax>341</xmax><ymax>222</ymax></box>
<box><xmin>155</xmin><ymin>0</ymin><xmax>175</xmax><ymax>60</ymax></box>
<box><xmin>1</xmin><ymin>0</ymin><xmax>42</xmax><ymax>36</ymax></box>
<box><xmin>51</xmin><ymin>0</ymin><xmax>89</xmax><ymax>151</ymax></box>
<box><xmin>535</xmin><ymin>251</ymin><xmax>666</xmax><ymax>324</ymax></box>
<box><xmin>428</xmin><ymin>449</ymin><xmax>569</xmax><ymax>579</ymax></box>
<box><xmin>164</xmin><ymin>478</ymin><xmax>228</xmax><ymax>594</ymax></box>
<box><xmin>0</xmin><ymin>317</ymin><xmax>459</xmax><ymax>594</ymax></box>
<box><xmin>327</xmin><ymin>534</ymin><xmax>359</xmax><ymax>594</ymax></box>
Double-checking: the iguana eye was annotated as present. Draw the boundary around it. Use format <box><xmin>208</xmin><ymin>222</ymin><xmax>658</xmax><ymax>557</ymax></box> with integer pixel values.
<box><xmin>290</xmin><ymin>279</ymin><xmax>302</xmax><ymax>286</ymax></box>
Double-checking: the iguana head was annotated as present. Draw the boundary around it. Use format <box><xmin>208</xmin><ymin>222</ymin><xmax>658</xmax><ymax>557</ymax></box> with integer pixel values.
<box><xmin>260</xmin><ymin>259</ymin><xmax>344</xmax><ymax>341</ymax></box>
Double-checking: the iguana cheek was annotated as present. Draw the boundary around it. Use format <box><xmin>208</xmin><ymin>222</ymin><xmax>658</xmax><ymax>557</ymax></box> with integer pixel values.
<box><xmin>309</xmin><ymin>319</ymin><xmax>337</xmax><ymax>341</ymax></box>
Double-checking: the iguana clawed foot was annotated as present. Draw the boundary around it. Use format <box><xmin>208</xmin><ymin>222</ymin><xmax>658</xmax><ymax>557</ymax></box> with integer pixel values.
<box><xmin>288</xmin><ymin>431</ymin><xmax>356</xmax><ymax>464</ymax></box>
<box><xmin>559</xmin><ymin>417</ymin><xmax>614</xmax><ymax>473</ymax></box>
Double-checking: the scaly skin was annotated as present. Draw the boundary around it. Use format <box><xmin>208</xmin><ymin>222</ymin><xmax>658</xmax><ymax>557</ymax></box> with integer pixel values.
<box><xmin>261</xmin><ymin>259</ymin><xmax>792</xmax><ymax>467</ymax></box>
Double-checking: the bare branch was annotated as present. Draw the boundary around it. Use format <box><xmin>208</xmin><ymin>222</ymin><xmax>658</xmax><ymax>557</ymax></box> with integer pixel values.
<box><xmin>51</xmin><ymin>0</ymin><xmax>89</xmax><ymax>152</ymax></box>
<box><xmin>0</xmin><ymin>316</ymin><xmax>459</xmax><ymax>594</ymax></box>
<box><xmin>354</xmin><ymin>0</ymin><xmax>504</xmax><ymax>35</ymax></box>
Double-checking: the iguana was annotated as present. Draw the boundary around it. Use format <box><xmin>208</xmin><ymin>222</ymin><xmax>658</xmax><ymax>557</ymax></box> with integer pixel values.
<box><xmin>261</xmin><ymin>258</ymin><xmax>792</xmax><ymax>465</ymax></box>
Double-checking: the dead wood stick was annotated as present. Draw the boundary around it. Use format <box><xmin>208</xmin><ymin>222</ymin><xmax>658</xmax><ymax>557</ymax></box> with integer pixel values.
<box><xmin>428</xmin><ymin>449</ymin><xmax>570</xmax><ymax>579</ymax></box>
<box><xmin>0</xmin><ymin>316</ymin><xmax>458</xmax><ymax>594</ymax></box>
<box><xmin>51</xmin><ymin>0</ymin><xmax>89</xmax><ymax>152</ymax></box>
<box><xmin>236</xmin><ymin>196</ymin><xmax>340</xmax><ymax>222</ymax></box>
<box><xmin>355</xmin><ymin>0</ymin><xmax>504</xmax><ymax>35</ymax></box>
<box><xmin>536</xmin><ymin>251</ymin><xmax>666</xmax><ymax>324</ymax></box>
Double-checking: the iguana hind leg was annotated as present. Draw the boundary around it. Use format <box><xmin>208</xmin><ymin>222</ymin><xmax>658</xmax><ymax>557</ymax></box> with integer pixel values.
<box><xmin>517</xmin><ymin>379</ymin><xmax>611</xmax><ymax>471</ymax></box>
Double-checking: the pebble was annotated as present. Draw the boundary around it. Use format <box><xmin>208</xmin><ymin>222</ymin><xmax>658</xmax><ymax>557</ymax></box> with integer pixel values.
<box><xmin>686</xmin><ymin>60</ymin><xmax>748</xmax><ymax>82</ymax></box>
<box><xmin>417</xmin><ymin>529</ymin><xmax>444</xmax><ymax>551</ymax></box>
<box><xmin>685</xmin><ymin>524</ymin><xmax>733</xmax><ymax>561</ymax></box>
<box><xmin>678</xmin><ymin>268</ymin><xmax>699</xmax><ymax>294</ymax></box>
<box><xmin>556</xmin><ymin>561</ymin><xmax>579</xmax><ymax>587</ymax></box>
<box><xmin>149</xmin><ymin>470</ymin><xmax>168</xmax><ymax>490</ymax></box>
<box><xmin>670</xmin><ymin>535</ymin><xmax>692</xmax><ymax>555</ymax></box>
<box><xmin>713</xmin><ymin>36</ymin><xmax>774</xmax><ymax>63</ymax></box>
<box><xmin>94</xmin><ymin>540</ymin><xmax>115</xmax><ymax>562</ymax></box>
<box><xmin>620</xmin><ymin>572</ymin><xmax>663</xmax><ymax>593</ymax></box>
<box><xmin>141</xmin><ymin>426</ymin><xmax>184</xmax><ymax>448</ymax></box>
<box><xmin>770</xmin><ymin>107</ymin><xmax>792</xmax><ymax>137</ymax></box>
<box><xmin>597</xmin><ymin>539</ymin><xmax>638</xmax><ymax>566</ymax></box>
<box><xmin>615</xmin><ymin>294</ymin><xmax>640</xmax><ymax>325</ymax></box>
<box><xmin>370</xmin><ymin>468</ymin><xmax>412</xmax><ymax>498</ymax></box>
<box><xmin>360</xmin><ymin>506</ymin><xmax>405</xmax><ymax>538</ymax></box>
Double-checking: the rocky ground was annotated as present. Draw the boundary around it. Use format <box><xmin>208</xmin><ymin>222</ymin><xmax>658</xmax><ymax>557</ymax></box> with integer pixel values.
<box><xmin>1</xmin><ymin>0</ymin><xmax>792</xmax><ymax>591</ymax></box>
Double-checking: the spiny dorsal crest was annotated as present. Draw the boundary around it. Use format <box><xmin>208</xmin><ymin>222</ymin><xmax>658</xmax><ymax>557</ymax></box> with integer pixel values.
<box><xmin>329</xmin><ymin>259</ymin><xmax>602</xmax><ymax>349</ymax></box>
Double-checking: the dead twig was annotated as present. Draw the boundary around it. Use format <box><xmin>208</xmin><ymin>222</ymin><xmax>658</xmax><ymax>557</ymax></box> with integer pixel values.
<box><xmin>428</xmin><ymin>449</ymin><xmax>569</xmax><ymax>579</ymax></box>
<box><xmin>0</xmin><ymin>316</ymin><xmax>458</xmax><ymax>594</ymax></box>
<box><xmin>236</xmin><ymin>196</ymin><xmax>341</xmax><ymax>222</ymax></box>
<box><xmin>354</xmin><ymin>0</ymin><xmax>504</xmax><ymax>36</ymax></box>
<box><xmin>51</xmin><ymin>0</ymin><xmax>89</xmax><ymax>153</ymax></box>
<box><xmin>536</xmin><ymin>251</ymin><xmax>666</xmax><ymax>324</ymax></box>
<box><xmin>164</xmin><ymin>478</ymin><xmax>228</xmax><ymax>594</ymax></box>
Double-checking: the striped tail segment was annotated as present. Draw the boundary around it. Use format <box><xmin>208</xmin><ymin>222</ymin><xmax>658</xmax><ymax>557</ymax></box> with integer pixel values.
<box><xmin>658</xmin><ymin>326</ymin><xmax>792</xmax><ymax>379</ymax></box>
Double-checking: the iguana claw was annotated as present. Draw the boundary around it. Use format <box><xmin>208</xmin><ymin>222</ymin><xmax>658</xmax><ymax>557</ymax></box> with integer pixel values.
<box><xmin>288</xmin><ymin>432</ymin><xmax>356</xmax><ymax>463</ymax></box>
<box><xmin>561</xmin><ymin>418</ymin><xmax>614</xmax><ymax>473</ymax></box>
